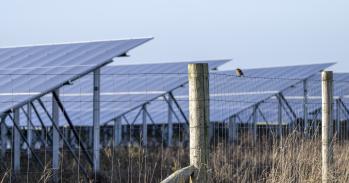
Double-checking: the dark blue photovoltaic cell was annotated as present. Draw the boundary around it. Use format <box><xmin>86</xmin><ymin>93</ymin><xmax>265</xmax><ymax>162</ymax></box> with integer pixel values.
<box><xmin>4</xmin><ymin>60</ymin><xmax>229</xmax><ymax>126</ymax></box>
<box><xmin>0</xmin><ymin>38</ymin><xmax>152</xmax><ymax>115</ymax></box>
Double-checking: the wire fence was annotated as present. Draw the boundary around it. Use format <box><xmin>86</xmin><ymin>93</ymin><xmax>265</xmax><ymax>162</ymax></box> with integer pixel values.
<box><xmin>0</xmin><ymin>70</ymin><xmax>349</xmax><ymax>182</ymax></box>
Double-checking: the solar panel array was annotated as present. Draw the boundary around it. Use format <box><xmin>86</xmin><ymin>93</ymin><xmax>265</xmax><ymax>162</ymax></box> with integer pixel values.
<box><xmin>0</xmin><ymin>38</ymin><xmax>152</xmax><ymax>116</ymax></box>
<box><xmin>0</xmin><ymin>45</ymin><xmax>336</xmax><ymax>127</ymax></box>
<box><xmin>124</xmin><ymin>63</ymin><xmax>334</xmax><ymax>124</ymax></box>
<box><xmin>5</xmin><ymin>60</ymin><xmax>228</xmax><ymax>126</ymax></box>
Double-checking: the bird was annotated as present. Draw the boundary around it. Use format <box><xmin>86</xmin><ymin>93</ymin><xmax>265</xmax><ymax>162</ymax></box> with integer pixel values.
<box><xmin>235</xmin><ymin>68</ymin><xmax>244</xmax><ymax>77</ymax></box>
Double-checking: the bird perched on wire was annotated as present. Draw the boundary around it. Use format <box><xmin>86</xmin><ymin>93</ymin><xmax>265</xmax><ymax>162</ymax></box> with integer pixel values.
<box><xmin>235</xmin><ymin>68</ymin><xmax>244</xmax><ymax>77</ymax></box>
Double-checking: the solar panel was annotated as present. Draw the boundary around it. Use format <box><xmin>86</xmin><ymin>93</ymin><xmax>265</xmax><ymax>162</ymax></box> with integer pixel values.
<box><xmin>0</xmin><ymin>38</ymin><xmax>152</xmax><ymax>117</ymax></box>
<box><xmin>5</xmin><ymin>60</ymin><xmax>229</xmax><ymax>126</ymax></box>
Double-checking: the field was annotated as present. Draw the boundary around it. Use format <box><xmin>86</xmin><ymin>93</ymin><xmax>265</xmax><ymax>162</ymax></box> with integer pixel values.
<box><xmin>1</xmin><ymin>131</ymin><xmax>349</xmax><ymax>183</ymax></box>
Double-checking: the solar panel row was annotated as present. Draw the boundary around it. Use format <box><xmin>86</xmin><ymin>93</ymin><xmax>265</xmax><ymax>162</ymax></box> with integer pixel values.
<box><xmin>0</xmin><ymin>39</ymin><xmax>340</xmax><ymax>128</ymax></box>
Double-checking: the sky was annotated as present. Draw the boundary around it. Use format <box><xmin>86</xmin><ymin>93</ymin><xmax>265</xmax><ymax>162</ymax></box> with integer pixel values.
<box><xmin>1</xmin><ymin>0</ymin><xmax>348</xmax><ymax>71</ymax></box>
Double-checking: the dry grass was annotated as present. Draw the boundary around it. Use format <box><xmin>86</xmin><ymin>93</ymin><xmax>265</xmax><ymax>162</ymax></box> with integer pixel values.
<box><xmin>1</xmin><ymin>134</ymin><xmax>349</xmax><ymax>182</ymax></box>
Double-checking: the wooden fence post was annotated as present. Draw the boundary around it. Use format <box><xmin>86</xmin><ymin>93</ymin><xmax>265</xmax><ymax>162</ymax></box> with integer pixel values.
<box><xmin>322</xmin><ymin>71</ymin><xmax>333</xmax><ymax>183</ymax></box>
<box><xmin>188</xmin><ymin>63</ymin><xmax>209</xmax><ymax>183</ymax></box>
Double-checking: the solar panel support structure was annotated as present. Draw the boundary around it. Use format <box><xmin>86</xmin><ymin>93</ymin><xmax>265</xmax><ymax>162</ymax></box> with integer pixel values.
<box><xmin>252</xmin><ymin>105</ymin><xmax>258</xmax><ymax>143</ymax></box>
<box><xmin>12</xmin><ymin>108</ymin><xmax>21</xmax><ymax>173</ymax></box>
<box><xmin>167</xmin><ymin>95</ymin><xmax>173</xmax><ymax>147</ymax></box>
<box><xmin>277</xmin><ymin>94</ymin><xmax>282</xmax><ymax>137</ymax></box>
<box><xmin>338</xmin><ymin>99</ymin><xmax>349</xmax><ymax>135</ymax></box>
<box><xmin>188</xmin><ymin>63</ymin><xmax>209</xmax><ymax>183</ymax></box>
<box><xmin>93</xmin><ymin>68</ymin><xmax>101</xmax><ymax>175</ymax></box>
<box><xmin>321</xmin><ymin>71</ymin><xmax>334</xmax><ymax>183</ymax></box>
<box><xmin>228</xmin><ymin>116</ymin><xmax>237</xmax><ymax>143</ymax></box>
<box><xmin>8</xmin><ymin>111</ymin><xmax>45</xmax><ymax>172</ymax></box>
<box><xmin>114</xmin><ymin>117</ymin><xmax>122</xmax><ymax>146</ymax></box>
<box><xmin>303</xmin><ymin>80</ymin><xmax>309</xmax><ymax>136</ymax></box>
<box><xmin>335</xmin><ymin>99</ymin><xmax>340</xmax><ymax>136</ymax></box>
<box><xmin>52</xmin><ymin>89</ymin><xmax>60</xmax><ymax>183</ymax></box>
<box><xmin>168</xmin><ymin>92</ymin><xmax>190</xmax><ymax>143</ymax></box>
<box><xmin>26</xmin><ymin>104</ymin><xmax>32</xmax><ymax>159</ymax></box>
<box><xmin>142</xmin><ymin>105</ymin><xmax>148</xmax><ymax>146</ymax></box>
<box><xmin>20</xmin><ymin>106</ymin><xmax>47</xmax><ymax>152</ymax></box>
<box><xmin>33</xmin><ymin>100</ymin><xmax>90</xmax><ymax>180</ymax></box>
<box><xmin>0</xmin><ymin>116</ymin><xmax>7</xmax><ymax>159</ymax></box>
<box><xmin>89</xmin><ymin>126</ymin><xmax>93</xmax><ymax>148</ymax></box>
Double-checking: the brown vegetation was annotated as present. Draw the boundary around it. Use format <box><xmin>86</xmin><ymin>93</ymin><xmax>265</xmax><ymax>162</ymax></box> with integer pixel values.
<box><xmin>1</xmin><ymin>133</ymin><xmax>349</xmax><ymax>182</ymax></box>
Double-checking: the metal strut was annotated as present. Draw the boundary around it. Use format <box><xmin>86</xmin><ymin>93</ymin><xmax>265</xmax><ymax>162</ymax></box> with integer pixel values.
<box><xmin>7</xmin><ymin>113</ymin><xmax>45</xmax><ymax>170</ymax></box>
<box><xmin>32</xmin><ymin>100</ymin><xmax>90</xmax><ymax>180</ymax></box>
<box><xmin>41</xmin><ymin>94</ymin><xmax>94</xmax><ymax>166</ymax></box>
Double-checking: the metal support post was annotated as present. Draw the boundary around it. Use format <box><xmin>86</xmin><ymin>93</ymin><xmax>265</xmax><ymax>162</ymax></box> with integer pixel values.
<box><xmin>27</xmin><ymin>104</ymin><xmax>32</xmax><ymax>158</ymax></box>
<box><xmin>303</xmin><ymin>80</ymin><xmax>309</xmax><ymax>136</ymax></box>
<box><xmin>93</xmin><ymin>69</ymin><xmax>101</xmax><ymax>175</ymax></box>
<box><xmin>252</xmin><ymin>105</ymin><xmax>258</xmax><ymax>142</ymax></box>
<box><xmin>277</xmin><ymin>94</ymin><xmax>283</xmax><ymax>136</ymax></box>
<box><xmin>1</xmin><ymin>116</ymin><xmax>7</xmax><ymax>159</ymax></box>
<box><xmin>142</xmin><ymin>105</ymin><xmax>148</xmax><ymax>146</ymax></box>
<box><xmin>114</xmin><ymin>117</ymin><xmax>122</xmax><ymax>146</ymax></box>
<box><xmin>12</xmin><ymin>109</ymin><xmax>21</xmax><ymax>173</ymax></box>
<box><xmin>52</xmin><ymin>89</ymin><xmax>60</xmax><ymax>182</ymax></box>
<box><xmin>336</xmin><ymin>99</ymin><xmax>340</xmax><ymax>137</ymax></box>
<box><xmin>228</xmin><ymin>116</ymin><xmax>237</xmax><ymax>143</ymax></box>
<box><xmin>167</xmin><ymin>95</ymin><xmax>173</xmax><ymax>146</ymax></box>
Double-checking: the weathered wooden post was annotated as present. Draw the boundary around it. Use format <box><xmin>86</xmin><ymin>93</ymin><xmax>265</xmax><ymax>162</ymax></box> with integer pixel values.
<box><xmin>322</xmin><ymin>71</ymin><xmax>333</xmax><ymax>183</ymax></box>
<box><xmin>188</xmin><ymin>63</ymin><xmax>209</xmax><ymax>183</ymax></box>
<box><xmin>160</xmin><ymin>63</ymin><xmax>210</xmax><ymax>183</ymax></box>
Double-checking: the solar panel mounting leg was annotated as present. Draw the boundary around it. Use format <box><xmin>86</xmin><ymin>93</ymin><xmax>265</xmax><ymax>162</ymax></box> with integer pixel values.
<box><xmin>168</xmin><ymin>92</ymin><xmax>189</xmax><ymax>144</ymax></box>
<box><xmin>89</xmin><ymin>127</ymin><xmax>93</xmax><ymax>148</ymax></box>
<box><xmin>252</xmin><ymin>105</ymin><xmax>258</xmax><ymax>143</ymax></box>
<box><xmin>228</xmin><ymin>116</ymin><xmax>237</xmax><ymax>143</ymax></box>
<box><xmin>32</xmin><ymin>100</ymin><xmax>90</xmax><ymax>180</ymax></box>
<box><xmin>1</xmin><ymin>116</ymin><xmax>7</xmax><ymax>159</ymax></box>
<box><xmin>277</xmin><ymin>94</ymin><xmax>283</xmax><ymax>137</ymax></box>
<box><xmin>142</xmin><ymin>105</ymin><xmax>148</xmax><ymax>146</ymax></box>
<box><xmin>52</xmin><ymin>89</ymin><xmax>60</xmax><ymax>183</ymax></box>
<box><xmin>303</xmin><ymin>80</ymin><xmax>309</xmax><ymax>137</ymax></box>
<box><xmin>114</xmin><ymin>117</ymin><xmax>122</xmax><ymax>146</ymax></box>
<box><xmin>12</xmin><ymin>108</ymin><xmax>21</xmax><ymax>173</ymax></box>
<box><xmin>336</xmin><ymin>99</ymin><xmax>340</xmax><ymax>137</ymax></box>
<box><xmin>26</xmin><ymin>104</ymin><xmax>32</xmax><ymax>159</ymax></box>
<box><xmin>167</xmin><ymin>95</ymin><xmax>173</xmax><ymax>147</ymax></box>
<box><xmin>93</xmin><ymin>68</ymin><xmax>101</xmax><ymax>176</ymax></box>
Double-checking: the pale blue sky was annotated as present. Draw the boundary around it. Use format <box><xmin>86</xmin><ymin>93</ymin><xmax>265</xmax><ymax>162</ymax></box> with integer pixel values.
<box><xmin>1</xmin><ymin>0</ymin><xmax>348</xmax><ymax>71</ymax></box>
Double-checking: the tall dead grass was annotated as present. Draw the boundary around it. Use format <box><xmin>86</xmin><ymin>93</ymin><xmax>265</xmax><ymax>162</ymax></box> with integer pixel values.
<box><xmin>1</xmin><ymin>134</ymin><xmax>349</xmax><ymax>182</ymax></box>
